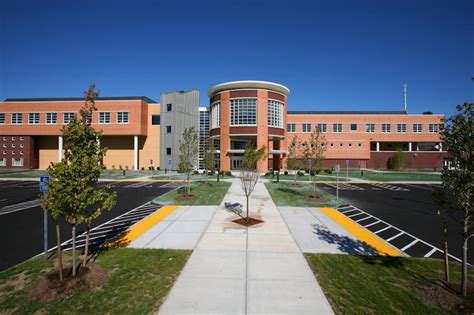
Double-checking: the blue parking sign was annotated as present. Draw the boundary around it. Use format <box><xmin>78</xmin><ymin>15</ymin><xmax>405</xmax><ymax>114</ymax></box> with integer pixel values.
<box><xmin>39</xmin><ymin>176</ymin><xmax>50</xmax><ymax>192</ymax></box>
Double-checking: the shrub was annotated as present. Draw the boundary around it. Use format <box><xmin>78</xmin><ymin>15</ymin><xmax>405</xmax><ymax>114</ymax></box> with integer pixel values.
<box><xmin>225</xmin><ymin>170</ymin><xmax>232</xmax><ymax>176</ymax></box>
<box><xmin>284</xmin><ymin>171</ymin><xmax>289</xmax><ymax>175</ymax></box>
<box><xmin>111</xmin><ymin>165</ymin><xmax>116</xmax><ymax>170</ymax></box>
<box><xmin>315</xmin><ymin>168</ymin><xmax>321</xmax><ymax>174</ymax></box>
<box><xmin>208</xmin><ymin>170</ymin><xmax>215</xmax><ymax>175</ymax></box>
<box><xmin>390</xmin><ymin>149</ymin><xmax>408</xmax><ymax>170</ymax></box>
<box><xmin>193</xmin><ymin>170</ymin><xmax>199</xmax><ymax>175</ymax></box>
<box><xmin>297</xmin><ymin>171</ymin><xmax>305</xmax><ymax>176</ymax></box>
<box><xmin>324</xmin><ymin>169</ymin><xmax>333</xmax><ymax>174</ymax></box>
<box><xmin>265</xmin><ymin>171</ymin><xmax>273</xmax><ymax>176</ymax></box>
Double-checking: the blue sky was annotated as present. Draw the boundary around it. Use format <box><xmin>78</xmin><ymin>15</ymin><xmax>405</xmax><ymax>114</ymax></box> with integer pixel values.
<box><xmin>1</xmin><ymin>0</ymin><xmax>472</xmax><ymax>116</ymax></box>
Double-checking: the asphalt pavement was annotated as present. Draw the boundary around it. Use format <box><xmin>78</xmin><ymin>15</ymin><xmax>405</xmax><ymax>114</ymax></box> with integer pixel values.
<box><xmin>0</xmin><ymin>180</ymin><xmax>174</xmax><ymax>271</ymax></box>
<box><xmin>317</xmin><ymin>182</ymin><xmax>473</xmax><ymax>264</ymax></box>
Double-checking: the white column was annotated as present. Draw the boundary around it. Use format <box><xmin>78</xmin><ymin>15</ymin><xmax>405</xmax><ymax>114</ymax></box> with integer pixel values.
<box><xmin>133</xmin><ymin>135</ymin><xmax>138</xmax><ymax>170</ymax></box>
<box><xmin>408</xmin><ymin>142</ymin><xmax>412</xmax><ymax>152</ymax></box>
<box><xmin>376</xmin><ymin>142</ymin><xmax>380</xmax><ymax>152</ymax></box>
<box><xmin>439</xmin><ymin>142</ymin><xmax>443</xmax><ymax>152</ymax></box>
<box><xmin>58</xmin><ymin>136</ymin><xmax>63</xmax><ymax>162</ymax></box>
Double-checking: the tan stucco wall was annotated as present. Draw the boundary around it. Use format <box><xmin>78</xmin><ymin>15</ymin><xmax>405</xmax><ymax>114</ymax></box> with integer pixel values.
<box><xmin>101</xmin><ymin>136</ymin><xmax>134</xmax><ymax>170</ymax></box>
<box><xmin>38</xmin><ymin>136</ymin><xmax>59</xmax><ymax>169</ymax></box>
<box><xmin>139</xmin><ymin>104</ymin><xmax>160</xmax><ymax>169</ymax></box>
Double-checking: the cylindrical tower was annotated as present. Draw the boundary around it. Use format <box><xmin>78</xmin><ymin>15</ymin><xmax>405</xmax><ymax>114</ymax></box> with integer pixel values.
<box><xmin>208</xmin><ymin>80</ymin><xmax>290</xmax><ymax>172</ymax></box>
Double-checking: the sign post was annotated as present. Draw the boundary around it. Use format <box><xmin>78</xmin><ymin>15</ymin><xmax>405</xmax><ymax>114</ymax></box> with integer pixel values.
<box><xmin>39</xmin><ymin>176</ymin><xmax>50</xmax><ymax>259</ymax></box>
<box><xmin>307</xmin><ymin>159</ymin><xmax>313</xmax><ymax>182</ymax></box>
<box><xmin>335</xmin><ymin>165</ymin><xmax>340</xmax><ymax>202</ymax></box>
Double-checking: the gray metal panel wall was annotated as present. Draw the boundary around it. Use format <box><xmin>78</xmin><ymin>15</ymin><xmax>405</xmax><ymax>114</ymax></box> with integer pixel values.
<box><xmin>160</xmin><ymin>90</ymin><xmax>199</xmax><ymax>170</ymax></box>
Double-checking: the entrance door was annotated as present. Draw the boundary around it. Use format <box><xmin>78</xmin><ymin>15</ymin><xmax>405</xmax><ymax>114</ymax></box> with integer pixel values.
<box><xmin>232</xmin><ymin>156</ymin><xmax>244</xmax><ymax>170</ymax></box>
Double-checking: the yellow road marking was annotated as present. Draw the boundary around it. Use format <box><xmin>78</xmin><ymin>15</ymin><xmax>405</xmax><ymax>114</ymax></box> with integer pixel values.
<box><xmin>112</xmin><ymin>179</ymin><xmax>191</xmax><ymax>183</ymax></box>
<box><xmin>107</xmin><ymin>205</ymin><xmax>179</xmax><ymax>247</ymax></box>
<box><xmin>319</xmin><ymin>207</ymin><xmax>402</xmax><ymax>256</ymax></box>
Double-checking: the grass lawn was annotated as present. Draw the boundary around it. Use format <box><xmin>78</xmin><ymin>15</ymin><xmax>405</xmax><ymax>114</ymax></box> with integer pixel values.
<box><xmin>305</xmin><ymin>254</ymin><xmax>474</xmax><ymax>314</ymax></box>
<box><xmin>265</xmin><ymin>182</ymin><xmax>344</xmax><ymax>207</ymax></box>
<box><xmin>347</xmin><ymin>169</ymin><xmax>441</xmax><ymax>182</ymax></box>
<box><xmin>262</xmin><ymin>173</ymin><xmax>339</xmax><ymax>181</ymax></box>
<box><xmin>0</xmin><ymin>169</ymin><xmax>47</xmax><ymax>178</ymax></box>
<box><xmin>0</xmin><ymin>248</ymin><xmax>191</xmax><ymax>314</ymax></box>
<box><xmin>153</xmin><ymin>180</ymin><xmax>231</xmax><ymax>205</ymax></box>
<box><xmin>0</xmin><ymin>169</ymin><xmax>155</xmax><ymax>179</ymax></box>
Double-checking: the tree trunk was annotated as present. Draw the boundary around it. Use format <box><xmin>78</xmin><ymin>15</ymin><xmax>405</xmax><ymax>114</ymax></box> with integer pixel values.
<box><xmin>187</xmin><ymin>172</ymin><xmax>191</xmax><ymax>195</ymax></box>
<box><xmin>443</xmin><ymin>223</ymin><xmax>450</xmax><ymax>283</ymax></box>
<box><xmin>56</xmin><ymin>224</ymin><xmax>63</xmax><ymax>281</ymax></box>
<box><xmin>72</xmin><ymin>224</ymin><xmax>77</xmax><ymax>277</ymax></box>
<box><xmin>462</xmin><ymin>220</ymin><xmax>468</xmax><ymax>296</ymax></box>
<box><xmin>217</xmin><ymin>171</ymin><xmax>220</xmax><ymax>182</ymax></box>
<box><xmin>83</xmin><ymin>225</ymin><xmax>90</xmax><ymax>266</ymax></box>
<box><xmin>246</xmin><ymin>195</ymin><xmax>249</xmax><ymax>222</ymax></box>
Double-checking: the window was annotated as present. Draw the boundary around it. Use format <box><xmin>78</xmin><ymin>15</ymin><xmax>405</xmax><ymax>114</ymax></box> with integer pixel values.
<box><xmin>166</xmin><ymin>125</ymin><xmax>172</xmax><ymax>133</ymax></box>
<box><xmin>350</xmin><ymin>123</ymin><xmax>357</xmax><ymax>132</ymax></box>
<box><xmin>230</xmin><ymin>99</ymin><xmax>257</xmax><ymax>125</ymax></box>
<box><xmin>11</xmin><ymin>113</ymin><xmax>22</xmax><ymax>124</ymax></box>
<box><xmin>382</xmin><ymin>124</ymin><xmax>391</xmax><ymax>133</ymax></box>
<box><xmin>2</xmin><ymin>144</ymin><xmax>5</xmax><ymax>148</ymax></box>
<box><xmin>19</xmin><ymin>137</ymin><xmax>23</xmax><ymax>141</ymax></box>
<box><xmin>211</xmin><ymin>102</ymin><xmax>220</xmax><ymax>128</ymax></box>
<box><xmin>0</xmin><ymin>113</ymin><xmax>5</xmax><ymax>124</ymax></box>
<box><xmin>167</xmin><ymin>103</ymin><xmax>172</xmax><ymax>111</ymax></box>
<box><xmin>413</xmin><ymin>123</ymin><xmax>423</xmax><ymax>133</ymax></box>
<box><xmin>166</xmin><ymin>148</ymin><xmax>171</xmax><ymax>155</ymax></box>
<box><xmin>429</xmin><ymin>124</ymin><xmax>439</xmax><ymax>133</ymax></box>
<box><xmin>287</xmin><ymin>123</ymin><xmax>296</xmax><ymax>133</ymax></box>
<box><xmin>46</xmin><ymin>113</ymin><xmax>57</xmax><ymax>124</ymax></box>
<box><xmin>366</xmin><ymin>123</ymin><xmax>375</xmax><ymax>133</ymax></box>
<box><xmin>99</xmin><ymin>112</ymin><xmax>110</xmax><ymax>124</ymax></box>
<box><xmin>29</xmin><ymin>113</ymin><xmax>40</xmax><ymax>124</ymax></box>
<box><xmin>397</xmin><ymin>124</ymin><xmax>407</xmax><ymax>133</ymax></box>
<box><xmin>302</xmin><ymin>123</ymin><xmax>311</xmax><ymax>133</ymax></box>
<box><xmin>117</xmin><ymin>112</ymin><xmax>129</xmax><ymax>124</ymax></box>
<box><xmin>333</xmin><ymin>123</ymin><xmax>342</xmax><ymax>133</ymax></box>
<box><xmin>11</xmin><ymin>144</ymin><xmax>15</xmax><ymax>148</ymax></box>
<box><xmin>63</xmin><ymin>112</ymin><xmax>75</xmax><ymax>124</ymax></box>
<box><xmin>85</xmin><ymin>114</ymin><xmax>92</xmax><ymax>124</ymax></box>
<box><xmin>317</xmin><ymin>123</ymin><xmax>327</xmax><ymax>133</ymax></box>
<box><xmin>20</xmin><ymin>151</ymin><xmax>23</xmax><ymax>155</ymax></box>
<box><xmin>20</xmin><ymin>144</ymin><xmax>24</xmax><ymax>148</ymax></box>
<box><xmin>267</xmin><ymin>100</ymin><xmax>284</xmax><ymax>128</ymax></box>
<box><xmin>12</xmin><ymin>158</ymin><xmax>24</xmax><ymax>167</ymax></box>
<box><xmin>0</xmin><ymin>158</ymin><xmax>6</xmax><ymax>166</ymax></box>
<box><xmin>151</xmin><ymin>115</ymin><xmax>160</xmax><ymax>125</ymax></box>
<box><xmin>11</xmin><ymin>137</ymin><xmax>15</xmax><ymax>141</ymax></box>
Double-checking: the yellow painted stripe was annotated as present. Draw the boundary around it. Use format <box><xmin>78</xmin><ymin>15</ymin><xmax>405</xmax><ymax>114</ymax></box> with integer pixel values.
<box><xmin>320</xmin><ymin>207</ymin><xmax>402</xmax><ymax>256</ymax></box>
<box><xmin>112</xmin><ymin>179</ymin><xmax>191</xmax><ymax>183</ymax></box>
<box><xmin>107</xmin><ymin>205</ymin><xmax>179</xmax><ymax>248</ymax></box>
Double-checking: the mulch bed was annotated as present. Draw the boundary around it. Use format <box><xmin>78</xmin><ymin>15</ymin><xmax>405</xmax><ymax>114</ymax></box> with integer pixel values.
<box><xmin>178</xmin><ymin>194</ymin><xmax>195</xmax><ymax>201</ymax></box>
<box><xmin>28</xmin><ymin>263</ymin><xmax>109</xmax><ymax>303</ymax></box>
<box><xmin>305</xmin><ymin>195</ymin><xmax>321</xmax><ymax>201</ymax></box>
<box><xmin>232</xmin><ymin>217</ymin><xmax>264</xmax><ymax>227</ymax></box>
<box><xmin>420</xmin><ymin>280</ymin><xmax>474</xmax><ymax>313</ymax></box>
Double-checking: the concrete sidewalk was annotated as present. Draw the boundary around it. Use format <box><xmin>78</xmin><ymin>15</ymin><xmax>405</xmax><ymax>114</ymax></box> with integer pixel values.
<box><xmin>158</xmin><ymin>179</ymin><xmax>333</xmax><ymax>315</ymax></box>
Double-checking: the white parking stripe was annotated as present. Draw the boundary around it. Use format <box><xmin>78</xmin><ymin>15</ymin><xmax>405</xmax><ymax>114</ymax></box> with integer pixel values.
<box><xmin>347</xmin><ymin>212</ymin><xmax>363</xmax><ymax>218</ymax></box>
<box><xmin>355</xmin><ymin>216</ymin><xmax>372</xmax><ymax>223</ymax></box>
<box><xmin>363</xmin><ymin>220</ymin><xmax>381</xmax><ymax>228</ymax></box>
<box><xmin>401</xmin><ymin>240</ymin><xmax>419</xmax><ymax>251</ymax></box>
<box><xmin>374</xmin><ymin>226</ymin><xmax>391</xmax><ymax>234</ymax></box>
<box><xmin>404</xmin><ymin>184</ymin><xmax>435</xmax><ymax>191</ymax></box>
<box><xmin>386</xmin><ymin>231</ymin><xmax>404</xmax><ymax>242</ymax></box>
<box><xmin>0</xmin><ymin>199</ymin><xmax>41</xmax><ymax>215</ymax></box>
<box><xmin>424</xmin><ymin>248</ymin><xmax>438</xmax><ymax>258</ymax></box>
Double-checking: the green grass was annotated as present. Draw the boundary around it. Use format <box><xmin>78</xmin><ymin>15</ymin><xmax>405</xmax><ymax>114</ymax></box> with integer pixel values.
<box><xmin>346</xmin><ymin>169</ymin><xmax>441</xmax><ymax>182</ymax></box>
<box><xmin>0</xmin><ymin>169</ymin><xmax>154</xmax><ymax>179</ymax></box>
<box><xmin>262</xmin><ymin>173</ymin><xmax>339</xmax><ymax>181</ymax></box>
<box><xmin>151</xmin><ymin>173</ymin><xmax>234</xmax><ymax>181</ymax></box>
<box><xmin>0</xmin><ymin>169</ymin><xmax>47</xmax><ymax>178</ymax></box>
<box><xmin>0</xmin><ymin>248</ymin><xmax>191</xmax><ymax>314</ymax></box>
<box><xmin>153</xmin><ymin>180</ymin><xmax>231</xmax><ymax>205</ymax></box>
<box><xmin>305</xmin><ymin>254</ymin><xmax>474</xmax><ymax>314</ymax></box>
<box><xmin>265</xmin><ymin>182</ymin><xmax>344</xmax><ymax>207</ymax></box>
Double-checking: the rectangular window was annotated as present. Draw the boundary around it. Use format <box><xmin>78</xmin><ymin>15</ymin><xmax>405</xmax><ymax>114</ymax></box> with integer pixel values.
<box><xmin>99</xmin><ymin>112</ymin><xmax>110</xmax><ymax>124</ymax></box>
<box><xmin>0</xmin><ymin>113</ymin><xmax>5</xmax><ymax>124</ymax></box>
<box><xmin>302</xmin><ymin>123</ymin><xmax>311</xmax><ymax>133</ymax></box>
<box><xmin>413</xmin><ymin>123</ymin><xmax>423</xmax><ymax>133</ymax></box>
<box><xmin>12</xmin><ymin>158</ymin><xmax>24</xmax><ymax>167</ymax></box>
<box><xmin>429</xmin><ymin>124</ymin><xmax>439</xmax><ymax>133</ymax></box>
<box><xmin>365</xmin><ymin>123</ymin><xmax>375</xmax><ymax>133</ymax></box>
<box><xmin>333</xmin><ymin>123</ymin><xmax>342</xmax><ymax>133</ymax></box>
<box><xmin>167</xmin><ymin>103</ymin><xmax>172</xmax><ymax>111</ymax></box>
<box><xmin>382</xmin><ymin>123</ymin><xmax>391</xmax><ymax>133</ymax></box>
<box><xmin>317</xmin><ymin>123</ymin><xmax>327</xmax><ymax>133</ymax></box>
<box><xmin>166</xmin><ymin>125</ymin><xmax>172</xmax><ymax>133</ymax></box>
<box><xmin>46</xmin><ymin>113</ymin><xmax>57</xmax><ymax>124</ymax></box>
<box><xmin>350</xmin><ymin>123</ymin><xmax>357</xmax><ymax>132</ymax></box>
<box><xmin>0</xmin><ymin>158</ymin><xmax>6</xmax><ymax>166</ymax></box>
<box><xmin>267</xmin><ymin>100</ymin><xmax>284</xmax><ymax>128</ymax></box>
<box><xmin>287</xmin><ymin>123</ymin><xmax>296</xmax><ymax>133</ymax></box>
<box><xmin>11</xmin><ymin>113</ymin><xmax>22</xmax><ymax>124</ymax></box>
<box><xmin>211</xmin><ymin>102</ymin><xmax>220</xmax><ymax>128</ymax></box>
<box><xmin>63</xmin><ymin>112</ymin><xmax>75</xmax><ymax>124</ymax></box>
<box><xmin>166</xmin><ymin>148</ymin><xmax>171</xmax><ymax>155</ymax></box>
<box><xmin>29</xmin><ymin>113</ymin><xmax>40</xmax><ymax>124</ymax></box>
<box><xmin>230</xmin><ymin>98</ymin><xmax>257</xmax><ymax>125</ymax></box>
<box><xmin>397</xmin><ymin>123</ymin><xmax>407</xmax><ymax>133</ymax></box>
<box><xmin>117</xmin><ymin>112</ymin><xmax>129</xmax><ymax>124</ymax></box>
<box><xmin>151</xmin><ymin>115</ymin><xmax>160</xmax><ymax>125</ymax></box>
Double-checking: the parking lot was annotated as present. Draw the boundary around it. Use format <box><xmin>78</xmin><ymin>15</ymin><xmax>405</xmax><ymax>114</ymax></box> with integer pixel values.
<box><xmin>0</xmin><ymin>180</ymin><xmax>176</xmax><ymax>271</ymax></box>
<box><xmin>318</xmin><ymin>182</ymin><xmax>473</xmax><ymax>264</ymax></box>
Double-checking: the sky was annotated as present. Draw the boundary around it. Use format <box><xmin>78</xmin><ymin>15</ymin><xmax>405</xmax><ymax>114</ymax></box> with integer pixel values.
<box><xmin>0</xmin><ymin>0</ymin><xmax>473</xmax><ymax>116</ymax></box>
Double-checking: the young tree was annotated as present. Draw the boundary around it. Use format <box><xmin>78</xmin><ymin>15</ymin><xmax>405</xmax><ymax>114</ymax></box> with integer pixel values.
<box><xmin>287</xmin><ymin>135</ymin><xmax>301</xmax><ymax>185</ymax></box>
<box><xmin>242</xmin><ymin>143</ymin><xmax>266</xmax><ymax>169</ymax></box>
<box><xmin>202</xmin><ymin>139</ymin><xmax>216</xmax><ymax>184</ymax></box>
<box><xmin>390</xmin><ymin>149</ymin><xmax>408</xmax><ymax>170</ymax></box>
<box><xmin>178</xmin><ymin>127</ymin><xmax>199</xmax><ymax>195</ymax></box>
<box><xmin>302</xmin><ymin>128</ymin><xmax>327</xmax><ymax>197</ymax></box>
<box><xmin>433</xmin><ymin>103</ymin><xmax>473</xmax><ymax>296</ymax></box>
<box><xmin>42</xmin><ymin>84</ymin><xmax>116</xmax><ymax>277</ymax></box>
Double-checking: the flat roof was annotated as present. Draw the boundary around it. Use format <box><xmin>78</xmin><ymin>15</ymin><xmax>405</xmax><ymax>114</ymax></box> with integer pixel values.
<box><xmin>208</xmin><ymin>80</ymin><xmax>290</xmax><ymax>97</ymax></box>
<box><xmin>3</xmin><ymin>96</ymin><xmax>157</xmax><ymax>103</ymax></box>
<box><xmin>288</xmin><ymin>110</ymin><xmax>408</xmax><ymax>115</ymax></box>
